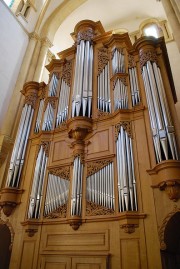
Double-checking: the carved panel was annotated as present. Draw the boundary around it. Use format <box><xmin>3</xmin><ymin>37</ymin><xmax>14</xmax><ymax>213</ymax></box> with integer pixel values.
<box><xmin>140</xmin><ymin>50</ymin><xmax>158</xmax><ymax>69</ymax></box>
<box><xmin>62</xmin><ymin>61</ymin><xmax>72</xmax><ymax>87</ymax></box>
<box><xmin>86</xmin><ymin>201</ymin><xmax>115</xmax><ymax>216</ymax></box>
<box><xmin>128</xmin><ymin>54</ymin><xmax>136</xmax><ymax>68</ymax></box>
<box><xmin>48</xmin><ymin>166</ymin><xmax>70</xmax><ymax>180</ymax></box>
<box><xmin>51</xmin><ymin>140</ymin><xmax>71</xmax><ymax>163</ymax></box>
<box><xmin>98</xmin><ymin>48</ymin><xmax>109</xmax><ymax>74</ymax></box>
<box><xmin>87</xmin><ymin>159</ymin><xmax>113</xmax><ymax>176</ymax></box>
<box><xmin>87</xmin><ymin>129</ymin><xmax>111</xmax><ymax>156</ymax></box>
<box><xmin>44</xmin><ymin>204</ymin><xmax>67</xmax><ymax>219</ymax></box>
<box><xmin>120</xmin><ymin>239</ymin><xmax>141</xmax><ymax>269</ymax></box>
<box><xmin>115</xmin><ymin>122</ymin><xmax>132</xmax><ymax>140</ymax></box>
<box><xmin>20</xmin><ymin>241</ymin><xmax>35</xmax><ymax>269</ymax></box>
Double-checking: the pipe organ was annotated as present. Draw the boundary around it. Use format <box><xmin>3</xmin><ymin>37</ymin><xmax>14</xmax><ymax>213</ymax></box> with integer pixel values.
<box><xmin>1</xmin><ymin>20</ymin><xmax>180</xmax><ymax>269</ymax></box>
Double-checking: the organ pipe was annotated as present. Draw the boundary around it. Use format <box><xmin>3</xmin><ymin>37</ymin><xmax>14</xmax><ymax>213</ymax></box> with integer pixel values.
<box><xmin>142</xmin><ymin>60</ymin><xmax>179</xmax><ymax>162</ymax></box>
<box><xmin>86</xmin><ymin>162</ymin><xmax>115</xmax><ymax>210</ymax></box>
<box><xmin>34</xmin><ymin>99</ymin><xmax>45</xmax><ymax>133</ymax></box>
<box><xmin>6</xmin><ymin>104</ymin><xmax>34</xmax><ymax>188</ymax></box>
<box><xmin>114</xmin><ymin>79</ymin><xmax>128</xmax><ymax>110</ymax></box>
<box><xmin>44</xmin><ymin>174</ymin><xmax>70</xmax><ymax>215</ymax></box>
<box><xmin>129</xmin><ymin>67</ymin><xmax>140</xmax><ymax>106</ymax></box>
<box><xmin>48</xmin><ymin>73</ymin><xmax>59</xmax><ymax>97</ymax></box>
<box><xmin>56</xmin><ymin>79</ymin><xmax>70</xmax><ymax>126</ymax></box>
<box><xmin>71</xmin><ymin>157</ymin><xmax>83</xmax><ymax>216</ymax></box>
<box><xmin>42</xmin><ymin>102</ymin><xmax>55</xmax><ymax>131</ymax></box>
<box><xmin>116</xmin><ymin>126</ymin><xmax>137</xmax><ymax>212</ymax></box>
<box><xmin>72</xmin><ymin>40</ymin><xmax>93</xmax><ymax>118</ymax></box>
<box><xmin>112</xmin><ymin>48</ymin><xmax>125</xmax><ymax>74</ymax></box>
<box><xmin>28</xmin><ymin>145</ymin><xmax>48</xmax><ymax>219</ymax></box>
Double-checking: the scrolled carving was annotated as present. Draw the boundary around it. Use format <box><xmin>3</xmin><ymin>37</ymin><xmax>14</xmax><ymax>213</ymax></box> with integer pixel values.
<box><xmin>159</xmin><ymin>206</ymin><xmax>180</xmax><ymax>250</ymax></box>
<box><xmin>140</xmin><ymin>50</ymin><xmax>158</xmax><ymax>69</ymax></box>
<box><xmin>115</xmin><ymin>121</ymin><xmax>132</xmax><ymax>140</ymax></box>
<box><xmin>87</xmin><ymin>159</ymin><xmax>113</xmax><ymax>176</ymax></box>
<box><xmin>48</xmin><ymin>166</ymin><xmax>70</xmax><ymax>180</ymax></box>
<box><xmin>86</xmin><ymin>201</ymin><xmax>114</xmax><ymax>216</ymax></box>
<box><xmin>24</xmin><ymin>93</ymin><xmax>37</xmax><ymax>109</ymax></box>
<box><xmin>45</xmin><ymin>97</ymin><xmax>57</xmax><ymax>109</ymax></box>
<box><xmin>44</xmin><ymin>204</ymin><xmax>67</xmax><ymax>219</ymax></box>
<box><xmin>76</xmin><ymin>28</ymin><xmax>95</xmax><ymax>44</ymax></box>
<box><xmin>62</xmin><ymin>61</ymin><xmax>72</xmax><ymax>87</ymax></box>
<box><xmin>159</xmin><ymin>180</ymin><xmax>180</xmax><ymax>201</ymax></box>
<box><xmin>120</xmin><ymin>224</ymin><xmax>138</xmax><ymax>234</ymax></box>
<box><xmin>128</xmin><ymin>54</ymin><xmax>136</xmax><ymax>68</ymax></box>
<box><xmin>41</xmin><ymin>141</ymin><xmax>50</xmax><ymax>157</ymax></box>
<box><xmin>98</xmin><ymin>47</ymin><xmax>109</xmax><ymax>74</ymax></box>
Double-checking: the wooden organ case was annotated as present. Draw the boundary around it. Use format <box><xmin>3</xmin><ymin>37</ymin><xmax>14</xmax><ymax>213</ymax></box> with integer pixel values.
<box><xmin>1</xmin><ymin>20</ymin><xmax>180</xmax><ymax>269</ymax></box>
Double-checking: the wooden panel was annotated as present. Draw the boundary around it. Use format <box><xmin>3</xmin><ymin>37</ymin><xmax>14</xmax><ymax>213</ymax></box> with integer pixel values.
<box><xmin>20</xmin><ymin>241</ymin><xmax>35</xmax><ymax>269</ymax></box>
<box><xmin>41</xmin><ymin>256</ymin><xmax>71</xmax><ymax>269</ymax></box>
<box><xmin>51</xmin><ymin>140</ymin><xmax>71</xmax><ymax>163</ymax></box>
<box><xmin>87</xmin><ymin>128</ymin><xmax>113</xmax><ymax>158</ymax></box>
<box><xmin>120</xmin><ymin>239</ymin><xmax>141</xmax><ymax>269</ymax></box>
<box><xmin>43</xmin><ymin>230</ymin><xmax>109</xmax><ymax>251</ymax></box>
<box><xmin>72</xmin><ymin>256</ymin><xmax>107</xmax><ymax>269</ymax></box>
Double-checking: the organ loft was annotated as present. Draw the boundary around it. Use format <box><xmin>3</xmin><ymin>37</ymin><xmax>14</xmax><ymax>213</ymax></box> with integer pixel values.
<box><xmin>0</xmin><ymin>20</ymin><xmax>180</xmax><ymax>269</ymax></box>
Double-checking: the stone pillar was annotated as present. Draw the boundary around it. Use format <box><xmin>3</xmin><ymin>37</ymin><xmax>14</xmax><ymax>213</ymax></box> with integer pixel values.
<box><xmin>161</xmin><ymin>0</ymin><xmax>180</xmax><ymax>51</ymax></box>
<box><xmin>33</xmin><ymin>37</ymin><xmax>52</xmax><ymax>82</ymax></box>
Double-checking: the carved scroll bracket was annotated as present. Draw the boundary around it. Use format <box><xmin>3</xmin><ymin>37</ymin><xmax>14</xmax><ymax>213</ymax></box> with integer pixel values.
<box><xmin>119</xmin><ymin>212</ymin><xmax>146</xmax><ymax>234</ymax></box>
<box><xmin>159</xmin><ymin>180</ymin><xmax>180</xmax><ymax>202</ymax></box>
<box><xmin>68</xmin><ymin>216</ymin><xmax>82</xmax><ymax>230</ymax></box>
<box><xmin>120</xmin><ymin>224</ymin><xmax>138</xmax><ymax>234</ymax></box>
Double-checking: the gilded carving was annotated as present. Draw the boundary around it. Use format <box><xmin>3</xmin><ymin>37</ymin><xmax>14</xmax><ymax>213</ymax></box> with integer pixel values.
<box><xmin>140</xmin><ymin>50</ymin><xmax>158</xmax><ymax>69</ymax></box>
<box><xmin>76</xmin><ymin>28</ymin><xmax>95</xmax><ymax>44</ymax></box>
<box><xmin>159</xmin><ymin>206</ymin><xmax>180</xmax><ymax>250</ymax></box>
<box><xmin>44</xmin><ymin>96</ymin><xmax>57</xmax><ymax>110</ymax></box>
<box><xmin>24</xmin><ymin>93</ymin><xmax>37</xmax><ymax>109</ymax></box>
<box><xmin>97</xmin><ymin>110</ymin><xmax>111</xmax><ymax>119</ymax></box>
<box><xmin>44</xmin><ymin>203</ymin><xmax>67</xmax><ymax>219</ymax></box>
<box><xmin>87</xmin><ymin>159</ymin><xmax>113</xmax><ymax>176</ymax></box>
<box><xmin>159</xmin><ymin>180</ymin><xmax>180</xmax><ymax>201</ymax></box>
<box><xmin>86</xmin><ymin>201</ymin><xmax>114</xmax><ymax>216</ymax></box>
<box><xmin>98</xmin><ymin>48</ymin><xmax>109</xmax><ymax>74</ymax></box>
<box><xmin>62</xmin><ymin>61</ymin><xmax>72</xmax><ymax>87</ymax></box>
<box><xmin>115</xmin><ymin>121</ymin><xmax>132</xmax><ymax>140</ymax></box>
<box><xmin>128</xmin><ymin>54</ymin><xmax>136</xmax><ymax>68</ymax></box>
<box><xmin>48</xmin><ymin>166</ymin><xmax>70</xmax><ymax>180</ymax></box>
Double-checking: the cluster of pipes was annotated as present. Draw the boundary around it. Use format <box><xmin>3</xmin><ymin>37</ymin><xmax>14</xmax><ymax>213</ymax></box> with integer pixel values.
<box><xmin>56</xmin><ymin>79</ymin><xmax>70</xmax><ymax>127</ymax></box>
<box><xmin>72</xmin><ymin>40</ymin><xmax>93</xmax><ymax>118</ymax></box>
<box><xmin>34</xmin><ymin>99</ymin><xmax>44</xmax><ymax>133</ymax></box>
<box><xmin>114</xmin><ymin>79</ymin><xmax>128</xmax><ymax>110</ymax></box>
<box><xmin>129</xmin><ymin>67</ymin><xmax>141</xmax><ymax>106</ymax></box>
<box><xmin>97</xmin><ymin>62</ymin><xmax>111</xmax><ymax>112</ymax></box>
<box><xmin>28</xmin><ymin>145</ymin><xmax>48</xmax><ymax>219</ymax></box>
<box><xmin>86</xmin><ymin>162</ymin><xmax>115</xmax><ymax>210</ymax></box>
<box><xmin>116</xmin><ymin>126</ymin><xmax>137</xmax><ymax>212</ymax></box>
<box><xmin>6</xmin><ymin>103</ymin><xmax>34</xmax><ymax>188</ymax></box>
<box><xmin>71</xmin><ymin>157</ymin><xmax>83</xmax><ymax>216</ymax></box>
<box><xmin>44</xmin><ymin>174</ymin><xmax>69</xmax><ymax>216</ymax></box>
<box><xmin>142</xmin><ymin>60</ymin><xmax>179</xmax><ymax>162</ymax></box>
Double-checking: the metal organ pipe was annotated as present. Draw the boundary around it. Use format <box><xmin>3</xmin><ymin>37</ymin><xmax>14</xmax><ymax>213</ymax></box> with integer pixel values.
<box><xmin>71</xmin><ymin>157</ymin><xmax>83</xmax><ymax>216</ymax></box>
<box><xmin>112</xmin><ymin>48</ymin><xmax>125</xmax><ymax>75</ymax></box>
<box><xmin>34</xmin><ymin>99</ymin><xmax>44</xmax><ymax>133</ymax></box>
<box><xmin>56</xmin><ymin>78</ymin><xmax>70</xmax><ymax>126</ymax></box>
<box><xmin>42</xmin><ymin>102</ymin><xmax>55</xmax><ymax>131</ymax></box>
<box><xmin>48</xmin><ymin>73</ymin><xmax>58</xmax><ymax>97</ymax></box>
<box><xmin>116</xmin><ymin>126</ymin><xmax>137</xmax><ymax>212</ymax></box>
<box><xmin>72</xmin><ymin>40</ymin><xmax>93</xmax><ymax>118</ymax></box>
<box><xmin>28</xmin><ymin>145</ymin><xmax>48</xmax><ymax>219</ymax></box>
<box><xmin>44</xmin><ymin>174</ymin><xmax>70</xmax><ymax>216</ymax></box>
<box><xmin>6</xmin><ymin>104</ymin><xmax>34</xmax><ymax>188</ymax></box>
<box><xmin>86</xmin><ymin>162</ymin><xmax>115</xmax><ymax>210</ymax></box>
<box><xmin>142</xmin><ymin>61</ymin><xmax>179</xmax><ymax>162</ymax></box>
<box><xmin>114</xmin><ymin>79</ymin><xmax>128</xmax><ymax>110</ymax></box>
<box><xmin>129</xmin><ymin>67</ymin><xmax>140</xmax><ymax>106</ymax></box>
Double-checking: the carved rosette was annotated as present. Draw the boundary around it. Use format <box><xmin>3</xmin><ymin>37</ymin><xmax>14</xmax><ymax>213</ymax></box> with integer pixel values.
<box><xmin>140</xmin><ymin>50</ymin><xmax>158</xmax><ymax>70</ymax></box>
<box><xmin>41</xmin><ymin>141</ymin><xmax>50</xmax><ymax>157</ymax></box>
<box><xmin>86</xmin><ymin>201</ymin><xmax>114</xmax><ymax>216</ymax></box>
<box><xmin>76</xmin><ymin>28</ymin><xmax>95</xmax><ymax>44</ymax></box>
<box><xmin>115</xmin><ymin>122</ymin><xmax>132</xmax><ymax>140</ymax></box>
<box><xmin>44</xmin><ymin>204</ymin><xmax>67</xmax><ymax>219</ymax></box>
<box><xmin>159</xmin><ymin>180</ymin><xmax>180</xmax><ymax>201</ymax></box>
<box><xmin>87</xmin><ymin>159</ymin><xmax>113</xmax><ymax>176</ymax></box>
<box><xmin>62</xmin><ymin>61</ymin><xmax>72</xmax><ymax>87</ymax></box>
<box><xmin>128</xmin><ymin>54</ymin><xmax>136</xmax><ymax>68</ymax></box>
<box><xmin>48</xmin><ymin>166</ymin><xmax>70</xmax><ymax>180</ymax></box>
<box><xmin>98</xmin><ymin>47</ymin><xmax>109</xmax><ymax>75</ymax></box>
<box><xmin>159</xmin><ymin>206</ymin><xmax>180</xmax><ymax>250</ymax></box>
